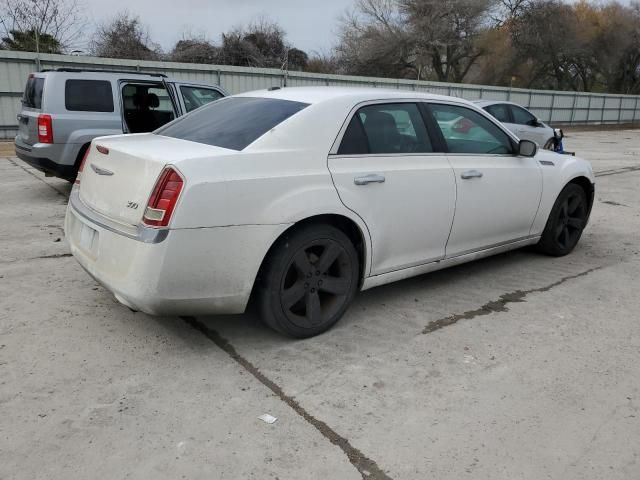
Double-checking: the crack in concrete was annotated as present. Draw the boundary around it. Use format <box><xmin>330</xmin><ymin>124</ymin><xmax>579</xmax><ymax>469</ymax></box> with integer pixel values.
<box><xmin>422</xmin><ymin>266</ymin><xmax>603</xmax><ymax>334</ymax></box>
<box><xmin>595</xmin><ymin>166</ymin><xmax>640</xmax><ymax>177</ymax></box>
<box><xmin>600</xmin><ymin>200</ymin><xmax>628</xmax><ymax>207</ymax></box>
<box><xmin>33</xmin><ymin>253</ymin><xmax>72</xmax><ymax>259</ymax></box>
<box><xmin>0</xmin><ymin>253</ymin><xmax>72</xmax><ymax>265</ymax></box>
<box><xmin>182</xmin><ymin>316</ymin><xmax>393</xmax><ymax>480</ymax></box>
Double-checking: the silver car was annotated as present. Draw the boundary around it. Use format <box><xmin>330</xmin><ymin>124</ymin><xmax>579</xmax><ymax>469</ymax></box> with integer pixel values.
<box><xmin>15</xmin><ymin>68</ymin><xmax>226</xmax><ymax>181</ymax></box>
<box><xmin>474</xmin><ymin>100</ymin><xmax>555</xmax><ymax>149</ymax></box>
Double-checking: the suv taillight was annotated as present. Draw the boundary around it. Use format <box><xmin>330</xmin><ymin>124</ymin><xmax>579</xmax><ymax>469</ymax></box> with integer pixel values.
<box><xmin>143</xmin><ymin>167</ymin><xmax>184</xmax><ymax>228</ymax></box>
<box><xmin>74</xmin><ymin>147</ymin><xmax>90</xmax><ymax>185</ymax></box>
<box><xmin>37</xmin><ymin>114</ymin><xmax>53</xmax><ymax>143</ymax></box>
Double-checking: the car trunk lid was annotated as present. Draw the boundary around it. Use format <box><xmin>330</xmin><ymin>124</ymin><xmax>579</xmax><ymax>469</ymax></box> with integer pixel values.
<box><xmin>78</xmin><ymin>134</ymin><xmax>234</xmax><ymax>226</ymax></box>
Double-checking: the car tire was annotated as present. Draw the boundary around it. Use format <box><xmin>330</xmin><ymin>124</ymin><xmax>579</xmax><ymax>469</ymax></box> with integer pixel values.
<box><xmin>543</xmin><ymin>138</ymin><xmax>555</xmax><ymax>150</ymax></box>
<box><xmin>536</xmin><ymin>183</ymin><xmax>589</xmax><ymax>256</ymax></box>
<box><xmin>67</xmin><ymin>143</ymin><xmax>90</xmax><ymax>183</ymax></box>
<box><xmin>256</xmin><ymin>224</ymin><xmax>359</xmax><ymax>338</ymax></box>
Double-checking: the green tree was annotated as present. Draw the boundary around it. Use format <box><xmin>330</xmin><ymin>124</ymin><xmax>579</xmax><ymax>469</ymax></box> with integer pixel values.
<box><xmin>1</xmin><ymin>29</ymin><xmax>62</xmax><ymax>53</ymax></box>
<box><xmin>0</xmin><ymin>0</ymin><xmax>85</xmax><ymax>53</ymax></box>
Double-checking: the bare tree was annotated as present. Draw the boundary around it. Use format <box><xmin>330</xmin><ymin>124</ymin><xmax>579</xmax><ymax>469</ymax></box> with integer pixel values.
<box><xmin>335</xmin><ymin>1</ymin><xmax>417</xmax><ymax>78</ymax></box>
<box><xmin>591</xmin><ymin>1</ymin><xmax>640</xmax><ymax>94</ymax></box>
<box><xmin>0</xmin><ymin>0</ymin><xmax>86</xmax><ymax>53</ymax></box>
<box><xmin>218</xmin><ymin>28</ymin><xmax>262</xmax><ymax>67</ymax></box>
<box><xmin>243</xmin><ymin>17</ymin><xmax>287</xmax><ymax>67</ymax></box>
<box><xmin>286</xmin><ymin>48</ymin><xmax>309</xmax><ymax>71</ymax></box>
<box><xmin>171</xmin><ymin>31</ymin><xmax>218</xmax><ymax>64</ymax></box>
<box><xmin>90</xmin><ymin>11</ymin><xmax>161</xmax><ymax>60</ymax></box>
<box><xmin>305</xmin><ymin>51</ymin><xmax>339</xmax><ymax>74</ymax></box>
<box><xmin>490</xmin><ymin>0</ymin><xmax>531</xmax><ymax>25</ymax></box>
<box><xmin>511</xmin><ymin>1</ymin><xmax>583</xmax><ymax>90</ymax></box>
<box><xmin>217</xmin><ymin>17</ymin><xmax>306</xmax><ymax>69</ymax></box>
<box><xmin>400</xmin><ymin>0</ymin><xmax>497</xmax><ymax>83</ymax></box>
<box><xmin>335</xmin><ymin>0</ymin><xmax>496</xmax><ymax>82</ymax></box>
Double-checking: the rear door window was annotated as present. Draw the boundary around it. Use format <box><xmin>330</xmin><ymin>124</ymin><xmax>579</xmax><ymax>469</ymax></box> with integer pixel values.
<box><xmin>338</xmin><ymin>115</ymin><xmax>369</xmax><ymax>155</ymax></box>
<box><xmin>510</xmin><ymin>105</ymin><xmax>537</xmax><ymax>125</ymax></box>
<box><xmin>338</xmin><ymin>103</ymin><xmax>432</xmax><ymax>155</ymax></box>
<box><xmin>156</xmin><ymin>97</ymin><xmax>308</xmax><ymax>150</ymax></box>
<box><xmin>180</xmin><ymin>86</ymin><xmax>224</xmax><ymax>112</ymax></box>
<box><xmin>65</xmin><ymin>80</ymin><xmax>114</xmax><ymax>112</ymax></box>
<box><xmin>22</xmin><ymin>76</ymin><xmax>44</xmax><ymax>109</ymax></box>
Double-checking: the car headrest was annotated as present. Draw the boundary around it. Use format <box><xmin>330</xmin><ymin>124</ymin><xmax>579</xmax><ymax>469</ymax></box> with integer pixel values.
<box><xmin>147</xmin><ymin>93</ymin><xmax>159</xmax><ymax>108</ymax></box>
<box><xmin>364</xmin><ymin>111</ymin><xmax>397</xmax><ymax>133</ymax></box>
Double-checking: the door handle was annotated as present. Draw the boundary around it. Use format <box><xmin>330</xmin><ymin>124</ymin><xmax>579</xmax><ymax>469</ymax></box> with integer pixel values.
<box><xmin>460</xmin><ymin>170</ymin><xmax>483</xmax><ymax>180</ymax></box>
<box><xmin>354</xmin><ymin>174</ymin><xmax>385</xmax><ymax>185</ymax></box>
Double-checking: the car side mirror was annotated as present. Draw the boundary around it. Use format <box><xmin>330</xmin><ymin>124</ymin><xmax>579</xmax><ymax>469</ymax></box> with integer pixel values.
<box><xmin>527</xmin><ymin>118</ymin><xmax>542</xmax><ymax>127</ymax></box>
<box><xmin>519</xmin><ymin>139</ymin><xmax>538</xmax><ymax>157</ymax></box>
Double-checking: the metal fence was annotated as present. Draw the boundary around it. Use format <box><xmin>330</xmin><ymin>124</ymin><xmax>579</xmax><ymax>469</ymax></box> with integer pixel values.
<box><xmin>1</xmin><ymin>49</ymin><xmax>639</xmax><ymax>140</ymax></box>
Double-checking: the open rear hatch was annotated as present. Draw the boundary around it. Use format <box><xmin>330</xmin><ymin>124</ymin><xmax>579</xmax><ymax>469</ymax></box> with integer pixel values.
<box><xmin>78</xmin><ymin>134</ymin><xmax>233</xmax><ymax>226</ymax></box>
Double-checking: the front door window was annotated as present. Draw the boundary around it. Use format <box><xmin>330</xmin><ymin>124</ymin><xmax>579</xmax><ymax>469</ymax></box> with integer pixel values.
<box><xmin>430</xmin><ymin>104</ymin><xmax>513</xmax><ymax>155</ymax></box>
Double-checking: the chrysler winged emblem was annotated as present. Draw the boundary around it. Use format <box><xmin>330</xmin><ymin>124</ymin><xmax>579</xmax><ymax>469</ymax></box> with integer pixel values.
<box><xmin>90</xmin><ymin>164</ymin><xmax>114</xmax><ymax>176</ymax></box>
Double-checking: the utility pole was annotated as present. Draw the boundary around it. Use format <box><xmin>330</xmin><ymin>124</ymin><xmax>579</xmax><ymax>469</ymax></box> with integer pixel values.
<box><xmin>35</xmin><ymin>23</ymin><xmax>41</xmax><ymax>72</ymax></box>
<box><xmin>280</xmin><ymin>47</ymin><xmax>289</xmax><ymax>88</ymax></box>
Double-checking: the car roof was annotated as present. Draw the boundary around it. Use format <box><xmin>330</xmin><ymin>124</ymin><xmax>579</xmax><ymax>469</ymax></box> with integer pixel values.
<box><xmin>473</xmin><ymin>100</ymin><xmax>522</xmax><ymax>108</ymax></box>
<box><xmin>235</xmin><ymin>86</ymin><xmax>474</xmax><ymax>107</ymax></box>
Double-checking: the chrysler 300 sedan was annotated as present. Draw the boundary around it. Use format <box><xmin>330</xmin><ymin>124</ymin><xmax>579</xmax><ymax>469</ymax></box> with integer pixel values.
<box><xmin>65</xmin><ymin>87</ymin><xmax>595</xmax><ymax>337</ymax></box>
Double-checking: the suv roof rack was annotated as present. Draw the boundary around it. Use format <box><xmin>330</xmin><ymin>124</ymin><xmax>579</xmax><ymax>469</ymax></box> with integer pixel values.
<box><xmin>42</xmin><ymin>68</ymin><xmax>168</xmax><ymax>77</ymax></box>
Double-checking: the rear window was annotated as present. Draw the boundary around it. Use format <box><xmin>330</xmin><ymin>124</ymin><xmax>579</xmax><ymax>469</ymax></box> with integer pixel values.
<box><xmin>485</xmin><ymin>104</ymin><xmax>510</xmax><ymax>123</ymax></box>
<box><xmin>22</xmin><ymin>76</ymin><xmax>44</xmax><ymax>109</ymax></box>
<box><xmin>155</xmin><ymin>97</ymin><xmax>308</xmax><ymax>151</ymax></box>
<box><xmin>65</xmin><ymin>80</ymin><xmax>114</xmax><ymax>112</ymax></box>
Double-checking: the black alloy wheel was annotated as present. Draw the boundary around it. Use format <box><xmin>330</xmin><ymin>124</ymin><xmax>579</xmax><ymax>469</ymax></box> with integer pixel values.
<box><xmin>537</xmin><ymin>183</ymin><xmax>589</xmax><ymax>256</ymax></box>
<box><xmin>257</xmin><ymin>224</ymin><xmax>359</xmax><ymax>338</ymax></box>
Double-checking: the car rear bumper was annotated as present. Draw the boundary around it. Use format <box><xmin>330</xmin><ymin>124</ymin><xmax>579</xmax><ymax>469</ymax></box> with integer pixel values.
<box><xmin>16</xmin><ymin>150</ymin><xmax>78</xmax><ymax>180</ymax></box>
<box><xmin>65</xmin><ymin>188</ymin><xmax>288</xmax><ymax>316</ymax></box>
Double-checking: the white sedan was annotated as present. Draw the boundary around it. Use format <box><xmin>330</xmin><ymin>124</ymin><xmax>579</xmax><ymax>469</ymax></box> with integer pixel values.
<box><xmin>474</xmin><ymin>100</ymin><xmax>556</xmax><ymax>148</ymax></box>
<box><xmin>65</xmin><ymin>87</ymin><xmax>595</xmax><ymax>337</ymax></box>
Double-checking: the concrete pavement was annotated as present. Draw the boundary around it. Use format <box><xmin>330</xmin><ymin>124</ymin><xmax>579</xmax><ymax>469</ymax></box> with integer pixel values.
<box><xmin>1</xmin><ymin>130</ymin><xmax>639</xmax><ymax>479</ymax></box>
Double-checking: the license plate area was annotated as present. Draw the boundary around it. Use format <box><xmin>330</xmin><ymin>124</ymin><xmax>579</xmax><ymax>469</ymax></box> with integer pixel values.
<box><xmin>77</xmin><ymin>220</ymin><xmax>99</xmax><ymax>257</ymax></box>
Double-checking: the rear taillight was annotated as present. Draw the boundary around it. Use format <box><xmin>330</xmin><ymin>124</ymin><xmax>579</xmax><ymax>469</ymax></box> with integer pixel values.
<box><xmin>143</xmin><ymin>167</ymin><xmax>184</xmax><ymax>228</ymax></box>
<box><xmin>37</xmin><ymin>114</ymin><xmax>53</xmax><ymax>144</ymax></box>
<box><xmin>74</xmin><ymin>147</ymin><xmax>91</xmax><ymax>185</ymax></box>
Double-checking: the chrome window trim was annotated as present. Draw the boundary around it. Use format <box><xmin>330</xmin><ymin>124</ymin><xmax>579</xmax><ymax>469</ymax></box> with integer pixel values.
<box><xmin>329</xmin><ymin>98</ymin><xmax>521</xmax><ymax>157</ymax></box>
<box><xmin>331</xmin><ymin>152</ymin><xmax>448</xmax><ymax>159</ymax></box>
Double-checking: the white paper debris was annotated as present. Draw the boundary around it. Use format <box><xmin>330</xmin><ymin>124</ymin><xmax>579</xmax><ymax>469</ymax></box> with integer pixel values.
<box><xmin>258</xmin><ymin>413</ymin><xmax>278</xmax><ymax>424</ymax></box>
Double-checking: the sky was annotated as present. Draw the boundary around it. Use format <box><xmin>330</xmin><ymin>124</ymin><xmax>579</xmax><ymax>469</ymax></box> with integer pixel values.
<box><xmin>81</xmin><ymin>0</ymin><xmax>355</xmax><ymax>54</ymax></box>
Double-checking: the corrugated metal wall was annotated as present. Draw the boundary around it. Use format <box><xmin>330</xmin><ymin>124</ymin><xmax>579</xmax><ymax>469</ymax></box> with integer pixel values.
<box><xmin>1</xmin><ymin>50</ymin><xmax>639</xmax><ymax>140</ymax></box>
